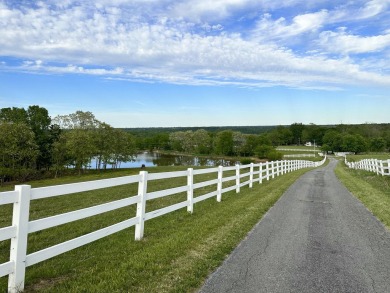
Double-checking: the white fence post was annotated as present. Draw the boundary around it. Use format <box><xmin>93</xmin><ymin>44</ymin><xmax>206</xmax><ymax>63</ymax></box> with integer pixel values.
<box><xmin>266</xmin><ymin>162</ymin><xmax>270</xmax><ymax>180</ymax></box>
<box><xmin>379</xmin><ymin>161</ymin><xmax>384</xmax><ymax>176</ymax></box>
<box><xmin>217</xmin><ymin>166</ymin><xmax>223</xmax><ymax>202</ymax></box>
<box><xmin>259</xmin><ymin>163</ymin><xmax>263</xmax><ymax>184</ymax></box>
<box><xmin>271</xmin><ymin>161</ymin><xmax>275</xmax><ymax>179</ymax></box>
<box><xmin>388</xmin><ymin>160</ymin><xmax>390</xmax><ymax>175</ymax></box>
<box><xmin>236</xmin><ymin>164</ymin><xmax>240</xmax><ymax>193</ymax></box>
<box><xmin>187</xmin><ymin>168</ymin><xmax>194</xmax><ymax>213</ymax></box>
<box><xmin>249</xmin><ymin>163</ymin><xmax>254</xmax><ymax>188</ymax></box>
<box><xmin>375</xmin><ymin>159</ymin><xmax>379</xmax><ymax>175</ymax></box>
<box><xmin>135</xmin><ymin>171</ymin><xmax>148</xmax><ymax>241</ymax></box>
<box><xmin>8</xmin><ymin>185</ymin><xmax>31</xmax><ymax>293</ymax></box>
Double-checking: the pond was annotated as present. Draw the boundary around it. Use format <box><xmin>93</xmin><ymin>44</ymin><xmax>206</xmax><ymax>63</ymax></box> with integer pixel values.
<box><xmin>94</xmin><ymin>152</ymin><xmax>239</xmax><ymax>169</ymax></box>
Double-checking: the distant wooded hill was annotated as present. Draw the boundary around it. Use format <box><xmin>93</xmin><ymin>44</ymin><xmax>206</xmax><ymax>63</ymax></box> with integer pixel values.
<box><xmin>122</xmin><ymin>126</ymin><xmax>280</xmax><ymax>136</ymax></box>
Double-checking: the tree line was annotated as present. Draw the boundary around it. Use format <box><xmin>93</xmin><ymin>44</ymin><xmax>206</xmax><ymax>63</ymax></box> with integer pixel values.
<box><xmin>0</xmin><ymin>106</ymin><xmax>136</xmax><ymax>183</ymax></box>
<box><xmin>133</xmin><ymin>122</ymin><xmax>390</xmax><ymax>156</ymax></box>
<box><xmin>1</xmin><ymin>106</ymin><xmax>389</xmax><ymax>183</ymax></box>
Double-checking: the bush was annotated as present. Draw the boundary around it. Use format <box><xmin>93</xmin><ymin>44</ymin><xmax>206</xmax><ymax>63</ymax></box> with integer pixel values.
<box><xmin>240</xmin><ymin>158</ymin><xmax>253</xmax><ymax>165</ymax></box>
<box><xmin>266</xmin><ymin>150</ymin><xmax>283</xmax><ymax>161</ymax></box>
<box><xmin>255</xmin><ymin>145</ymin><xmax>274</xmax><ymax>159</ymax></box>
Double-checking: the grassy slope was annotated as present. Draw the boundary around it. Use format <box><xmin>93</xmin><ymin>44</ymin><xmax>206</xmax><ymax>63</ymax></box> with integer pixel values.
<box><xmin>1</xmin><ymin>166</ymin><xmax>312</xmax><ymax>292</ymax></box>
<box><xmin>335</xmin><ymin>160</ymin><xmax>390</xmax><ymax>229</ymax></box>
<box><xmin>346</xmin><ymin>153</ymin><xmax>390</xmax><ymax>162</ymax></box>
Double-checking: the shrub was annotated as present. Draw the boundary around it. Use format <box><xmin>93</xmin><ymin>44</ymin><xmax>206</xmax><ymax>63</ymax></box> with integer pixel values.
<box><xmin>240</xmin><ymin>158</ymin><xmax>253</xmax><ymax>165</ymax></box>
<box><xmin>267</xmin><ymin>150</ymin><xmax>283</xmax><ymax>161</ymax></box>
<box><xmin>255</xmin><ymin>145</ymin><xmax>274</xmax><ymax>159</ymax></box>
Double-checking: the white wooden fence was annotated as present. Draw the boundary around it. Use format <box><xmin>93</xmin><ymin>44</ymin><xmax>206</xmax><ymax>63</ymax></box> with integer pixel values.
<box><xmin>1</xmin><ymin>158</ymin><xmax>326</xmax><ymax>292</ymax></box>
<box><xmin>277</xmin><ymin>148</ymin><xmax>316</xmax><ymax>152</ymax></box>
<box><xmin>283</xmin><ymin>154</ymin><xmax>316</xmax><ymax>158</ymax></box>
<box><xmin>344</xmin><ymin>157</ymin><xmax>390</xmax><ymax>176</ymax></box>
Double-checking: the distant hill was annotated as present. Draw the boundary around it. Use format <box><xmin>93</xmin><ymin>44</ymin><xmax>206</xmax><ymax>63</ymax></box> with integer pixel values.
<box><xmin>121</xmin><ymin>125</ymin><xmax>278</xmax><ymax>136</ymax></box>
<box><xmin>121</xmin><ymin>123</ymin><xmax>390</xmax><ymax>138</ymax></box>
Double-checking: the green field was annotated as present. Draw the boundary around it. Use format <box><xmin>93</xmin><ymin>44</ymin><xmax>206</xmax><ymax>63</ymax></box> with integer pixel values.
<box><xmin>345</xmin><ymin>153</ymin><xmax>390</xmax><ymax>162</ymax></box>
<box><xmin>1</xmin><ymin>166</ymin><xmax>314</xmax><ymax>292</ymax></box>
<box><xmin>335</xmin><ymin>161</ymin><xmax>390</xmax><ymax>229</ymax></box>
<box><xmin>276</xmin><ymin>145</ymin><xmax>318</xmax><ymax>151</ymax></box>
<box><xmin>277</xmin><ymin>145</ymin><xmax>323</xmax><ymax>162</ymax></box>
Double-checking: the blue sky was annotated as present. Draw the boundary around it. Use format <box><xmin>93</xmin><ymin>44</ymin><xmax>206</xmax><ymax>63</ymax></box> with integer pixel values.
<box><xmin>0</xmin><ymin>0</ymin><xmax>389</xmax><ymax>127</ymax></box>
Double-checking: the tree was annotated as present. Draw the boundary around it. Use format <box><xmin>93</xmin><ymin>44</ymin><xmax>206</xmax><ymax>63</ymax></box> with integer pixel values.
<box><xmin>169</xmin><ymin>131</ymin><xmax>198</xmax><ymax>153</ymax></box>
<box><xmin>0</xmin><ymin>122</ymin><xmax>38</xmax><ymax>181</ymax></box>
<box><xmin>323</xmin><ymin>130</ymin><xmax>343</xmax><ymax>152</ymax></box>
<box><xmin>320</xmin><ymin>144</ymin><xmax>332</xmax><ymax>154</ymax></box>
<box><xmin>0</xmin><ymin>105</ymin><xmax>56</xmax><ymax>170</ymax></box>
<box><xmin>52</xmin><ymin>133</ymin><xmax>70</xmax><ymax>177</ymax></box>
<box><xmin>53</xmin><ymin>111</ymin><xmax>100</xmax><ymax>129</ymax></box>
<box><xmin>94</xmin><ymin>123</ymin><xmax>115</xmax><ymax>170</ymax></box>
<box><xmin>255</xmin><ymin>145</ymin><xmax>274</xmax><ymax>159</ymax></box>
<box><xmin>266</xmin><ymin>150</ymin><xmax>283</xmax><ymax>161</ymax></box>
<box><xmin>353</xmin><ymin>135</ymin><xmax>368</xmax><ymax>153</ymax></box>
<box><xmin>241</xmin><ymin>134</ymin><xmax>259</xmax><ymax>156</ymax></box>
<box><xmin>214</xmin><ymin>130</ymin><xmax>234</xmax><ymax>156</ymax></box>
<box><xmin>0</xmin><ymin>107</ymin><xmax>28</xmax><ymax>124</ymax></box>
<box><xmin>342</xmin><ymin>134</ymin><xmax>368</xmax><ymax>153</ymax></box>
<box><xmin>232</xmin><ymin>131</ymin><xmax>246</xmax><ymax>156</ymax></box>
<box><xmin>169</xmin><ymin>131</ymin><xmax>186</xmax><ymax>152</ymax></box>
<box><xmin>193</xmin><ymin>129</ymin><xmax>212</xmax><ymax>154</ymax></box>
<box><xmin>154</xmin><ymin>133</ymin><xmax>171</xmax><ymax>150</ymax></box>
<box><xmin>64</xmin><ymin>129</ymin><xmax>96</xmax><ymax>174</ymax></box>
<box><xmin>27</xmin><ymin>105</ymin><xmax>51</xmax><ymax>135</ymax></box>
<box><xmin>290</xmin><ymin>123</ymin><xmax>305</xmax><ymax>145</ymax></box>
<box><xmin>27</xmin><ymin>105</ymin><xmax>53</xmax><ymax>169</ymax></box>
<box><xmin>268</xmin><ymin>126</ymin><xmax>293</xmax><ymax>146</ymax></box>
<box><xmin>302</xmin><ymin>124</ymin><xmax>326</xmax><ymax>146</ymax></box>
<box><xmin>110</xmin><ymin>130</ymin><xmax>136</xmax><ymax>168</ymax></box>
<box><xmin>370</xmin><ymin>137</ymin><xmax>386</xmax><ymax>152</ymax></box>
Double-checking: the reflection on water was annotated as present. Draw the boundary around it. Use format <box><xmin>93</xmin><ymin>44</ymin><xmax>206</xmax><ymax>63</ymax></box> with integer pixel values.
<box><xmin>101</xmin><ymin>152</ymin><xmax>239</xmax><ymax>168</ymax></box>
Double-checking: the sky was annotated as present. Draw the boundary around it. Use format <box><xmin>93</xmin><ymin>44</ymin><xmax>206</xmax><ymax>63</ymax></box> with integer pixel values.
<box><xmin>0</xmin><ymin>0</ymin><xmax>390</xmax><ymax>127</ymax></box>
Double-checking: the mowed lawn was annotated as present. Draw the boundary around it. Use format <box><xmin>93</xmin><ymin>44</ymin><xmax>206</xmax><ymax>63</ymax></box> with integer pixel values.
<box><xmin>335</xmin><ymin>159</ymin><xmax>390</xmax><ymax>229</ymax></box>
<box><xmin>346</xmin><ymin>153</ymin><xmax>390</xmax><ymax>162</ymax></box>
<box><xmin>1</xmin><ymin>166</ymin><xmax>313</xmax><ymax>292</ymax></box>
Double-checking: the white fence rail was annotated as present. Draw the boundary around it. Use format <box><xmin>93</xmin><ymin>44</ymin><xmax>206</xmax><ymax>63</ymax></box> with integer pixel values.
<box><xmin>1</xmin><ymin>158</ymin><xmax>326</xmax><ymax>292</ymax></box>
<box><xmin>345</xmin><ymin>157</ymin><xmax>390</xmax><ymax>176</ymax></box>
<box><xmin>283</xmin><ymin>154</ymin><xmax>316</xmax><ymax>158</ymax></box>
<box><xmin>277</xmin><ymin>148</ymin><xmax>316</xmax><ymax>152</ymax></box>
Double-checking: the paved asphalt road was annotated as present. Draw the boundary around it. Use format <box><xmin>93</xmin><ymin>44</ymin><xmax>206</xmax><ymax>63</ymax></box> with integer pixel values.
<box><xmin>199</xmin><ymin>159</ymin><xmax>390</xmax><ymax>293</ymax></box>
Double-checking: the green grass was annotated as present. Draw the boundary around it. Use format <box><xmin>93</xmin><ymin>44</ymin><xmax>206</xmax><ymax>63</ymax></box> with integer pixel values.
<box><xmin>277</xmin><ymin>146</ymin><xmax>322</xmax><ymax>160</ymax></box>
<box><xmin>283</xmin><ymin>156</ymin><xmax>324</xmax><ymax>162</ymax></box>
<box><xmin>277</xmin><ymin>145</ymin><xmax>317</xmax><ymax>151</ymax></box>
<box><xmin>335</xmin><ymin>161</ymin><xmax>390</xmax><ymax>229</ymax></box>
<box><xmin>1</xmin><ymin>166</ymin><xmax>313</xmax><ymax>292</ymax></box>
<box><xmin>280</xmin><ymin>150</ymin><xmax>315</xmax><ymax>155</ymax></box>
<box><xmin>346</xmin><ymin>153</ymin><xmax>390</xmax><ymax>162</ymax></box>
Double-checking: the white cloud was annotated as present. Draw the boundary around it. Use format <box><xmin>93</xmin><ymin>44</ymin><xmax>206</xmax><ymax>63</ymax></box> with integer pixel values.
<box><xmin>251</xmin><ymin>0</ymin><xmax>390</xmax><ymax>41</ymax></box>
<box><xmin>253</xmin><ymin>10</ymin><xmax>328</xmax><ymax>40</ymax></box>
<box><xmin>170</xmin><ymin>0</ymin><xmax>256</xmax><ymax>21</ymax></box>
<box><xmin>318</xmin><ymin>29</ymin><xmax>390</xmax><ymax>54</ymax></box>
<box><xmin>357</xmin><ymin>0</ymin><xmax>390</xmax><ymax>19</ymax></box>
<box><xmin>0</xmin><ymin>1</ymin><xmax>390</xmax><ymax>90</ymax></box>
